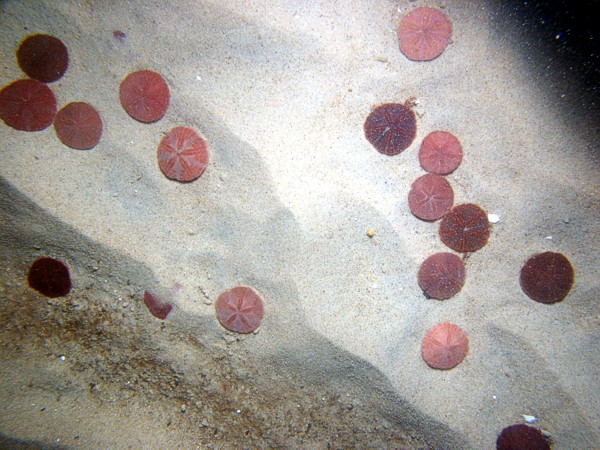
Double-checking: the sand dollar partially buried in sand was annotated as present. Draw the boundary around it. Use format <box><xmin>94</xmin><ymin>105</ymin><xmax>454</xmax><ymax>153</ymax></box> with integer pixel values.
<box><xmin>215</xmin><ymin>286</ymin><xmax>265</xmax><ymax>334</ymax></box>
<box><xmin>143</xmin><ymin>290</ymin><xmax>173</xmax><ymax>320</ymax></box>
<box><xmin>496</xmin><ymin>424</ymin><xmax>551</xmax><ymax>450</ymax></box>
<box><xmin>421</xmin><ymin>321</ymin><xmax>468</xmax><ymax>370</ymax></box>
<box><xmin>397</xmin><ymin>7</ymin><xmax>453</xmax><ymax>61</ymax></box>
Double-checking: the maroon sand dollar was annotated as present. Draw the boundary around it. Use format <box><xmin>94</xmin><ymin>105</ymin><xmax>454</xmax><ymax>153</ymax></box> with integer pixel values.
<box><xmin>215</xmin><ymin>286</ymin><xmax>265</xmax><ymax>334</ymax></box>
<box><xmin>158</xmin><ymin>126</ymin><xmax>209</xmax><ymax>182</ymax></box>
<box><xmin>419</xmin><ymin>130</ymin><xmax>463</xmax><ymax>175</ymax></box>
<box><xmin>520</xmin><ymin>252</ymin><xmax>574</xmax><ymax>304</ymax></box>
<box><xmin>119</xmin><ymin>70</ymin><xmax>170</xmax><ymax>122</ymax></box>
<box><xmin>408</xmin><ymin>173</ymin><xmax>454</xmax><ymax>221</ymax></box>
<box><xmin>27</xmin><ymin>257</ymin><xmax>71</xmax><ymax>298</ymax></box>
<box><xmin>364</xmin><ymin>102</ymin><xmax>417</xmax><ymax>156</ymax></box>
<box><xmin>440</xmin><ymin>203</ymin><xmax>490</xmax><ymax>253</ymax></box>
<box><xmin>17</xmin><ymin>34</ymin><xmax>69</xmax><ymax>83</ymax></box>
<box><xmin>421</xmin><ymin>322</ymin><xmax>468</xmax><ymax>370</ymax></box>
<box><xmin>54</xmin><ymin>102</ymin><xmax>103</xmax><ymax>149</ymax></box>
<box><xmin>397</xmin><ymin>7</ymin><xmax>453</xmax><ymax>61</ymax></box>
<box><xmin>143</xmin><ymin>290</ymin><xmax>173</xmax><ymax>320</ymax></box>
<box><xmin>418</xmin><ymin>252</ymin><xmax>465</xmax><ymax>300</ymax></box>
<box><xmin>496</xmin><ymin>424</ymin><xmax>550</xmax><ymax>450</ymax></box>
<box><xmin>0</xmin><ymin>79</ymin><xmax>57</xmax><ymax>131</ymax></box>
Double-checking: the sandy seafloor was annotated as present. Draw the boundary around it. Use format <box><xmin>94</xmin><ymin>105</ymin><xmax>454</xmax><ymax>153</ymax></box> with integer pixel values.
<box><xmin>0</xmin><ymin>0</ymin><xmax>598</xmax><ymax>448</ymax></box>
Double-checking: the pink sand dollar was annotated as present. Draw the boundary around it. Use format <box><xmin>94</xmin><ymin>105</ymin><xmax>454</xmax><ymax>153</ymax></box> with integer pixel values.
<box><xmin>119</xmin><ymin>69</ymin><xmax>169</xmax><ymax>123</ymax></box>
<box><xmin>421</xmin><ymin>321</ymin><xmax>468</xmax><ymax>369</ymax></box>
<box><xmin>215</xmin><ymin>285</ymin><xmax>265</xmax><ymax>334</ymax></box>
<box><xmin>419</xmin><ymin>130</ymin><xmax>463</xmax><ymax>174</ymax></box>
<box><xmin>398</xmin><ymin>7</ymin><xmax>453</xmax><ymax>61</ymax></box>
<box><xmin>157</xmin><ymin>126</ymin><xmax>209</xmax><ymax>182</ymax></box>
<box><xmin>408</xmin><ymin>173</ymin><xmax>454</xmax><ymax>221</ymax></box>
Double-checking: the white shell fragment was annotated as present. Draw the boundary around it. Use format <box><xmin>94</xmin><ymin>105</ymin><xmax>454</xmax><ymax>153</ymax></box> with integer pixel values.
<box><xmin>523</xmin><ymin>414</ymin><xmax>537</xmax><ymax>423</ymax></box>
<box><xmin>488</xmin><ymin>213</ymin><xmax>500</xmax><ymax>224</ymax></box>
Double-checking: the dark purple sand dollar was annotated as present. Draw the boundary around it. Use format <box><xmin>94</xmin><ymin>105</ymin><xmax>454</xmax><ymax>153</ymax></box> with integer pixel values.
<box><xmin>439</xmin><ymin>203</ymin><xmax>490</xmax><ymax>253</ymax></box>
<box><xmin>408</xmin><ymin>173</ymin><xmax>454</xmax><ymax>221</ymax></box>
<box><xmin>496</xmin><ymin>424</ymin><xmax>550</xmax><ymax>450</ymax></box>
<box><xmin>27</xmin><ymin>257</ymin><xmax>71</xmax><ymax>298</ymax></box>
<box><xmin>215</xmin><ymin>285</ymin><xmax>265</xmax><ymax>334</ymax></box>
<box><xmin>363</xmin><ymin>102</ymin><xmax>417</xmax><ymax>155</ymax></box>
<box><xmin>418</xmin><ymin>252</ymin><xmax>465</xmax><ymax>299</ymax></box>
<box><xmin>520</xmin><ymin>251</ymin><xmax>574</xmax><ymax>303</ymax></box>
<box><xmin>17</xmin><ymin>34</ymin><xmax>69</xmax><ymax>83</ymax></box>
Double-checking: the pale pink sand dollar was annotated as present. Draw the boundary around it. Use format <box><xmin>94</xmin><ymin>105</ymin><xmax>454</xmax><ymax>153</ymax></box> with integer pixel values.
<box><xmin>398</xmin><ymin>7</ymin><xmax>453</xmax><ymax>61</ymax></box>
<box><xmin>419</xmin><ymin>130</ymin><xmax>463</xmax><ymax>174</ymax></box>
<box><xmin>157</xmin><ymin>126</ymin><xmax>209</xmax><ymax>182</ymax></box>
<box><xmin>215</xmin><ymin>286</ymin><xmax>265</xmax><ymax>334</ymax></box>
<box><xmin>421</xmin><ymin>322</ymin><xmax>468</xmax><ymax>369</ymax></box>
<box><xmin>408</xmin><ymin>173</ymin><xmax>454</xmax><ymax>221</ymax></box>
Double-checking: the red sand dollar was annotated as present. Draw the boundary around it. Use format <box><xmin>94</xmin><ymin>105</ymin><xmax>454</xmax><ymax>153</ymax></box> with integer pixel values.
<box><xmin>496</xmin><ymin>424</ymin><xmax>551</xmax><ymax>450</ymax></box>
<box><xmin>17</xmin><ymin>34</ymin><xmax>69</xmax><ymax>83</ymax></box>
<box><xmin>520</xmin><ymin>252</ymin><xmax>574</xmax><ymax>304</ymax></box>
<box><xmin>158</xmin><ymin>126</ymin><xmax>209</xmax><ymax>182</ymax></box>
<box><xmin>215</xmin><ymin>285</ymin><xmax>265</xmax><ymax>334</ymax></box>
<box><xmin>421</xmin><ymin>322</ymin><xmax>468</xmax><ymax>369</ymax></box>
<box><xmin>143</xmin><ymin>290</ymin><xmax>173</xmax><ymax>320</ymax></box>
<box><xmin>408</xmin><ymin>173</ymin><xmax>454</xmax><ymax>221</ymax></box>
<box><xmin>54</xmin><ymin>102</ymin><xmax>103</xmax><ymax>149</ymax></box>
<box><xmin>364</xmin><ymin>102</ymin><xmax>417</xmax><ymax>155</ymax></box>
<box><xmin>397</xmin><ymin>7</ymin><xmax>452</xmax><ymax>61</ymax></box>
<box><xmin>440</xmin><ymin>203</ymin><xmax>490</xmax><ymax>253</ymax></box>
<box><xmin>119</xmin><ymin>70</ymin><xmax>170</xmax><ymax>122</ymax></box>
<box><xmin>418</xmin><ymin>252</ymin><xmax>465</xmax><ymax>300</ymax></box>
<box><xmin>27</xmin><ymin>257</ymin><xmax>71</xmax><ymax>298</ymax></box>
<box><xmin>419</xmin><ymin>130</ymin><xmax>463</xmax><ymax>175</ymax></box>
<box><xmin>0</xmin><ymin>79</ymin><xmax>57</xmax><ymax>131</ymax></box>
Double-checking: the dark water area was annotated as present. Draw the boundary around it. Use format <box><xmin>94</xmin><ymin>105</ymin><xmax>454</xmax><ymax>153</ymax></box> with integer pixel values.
<box><xmin>490</xmin><ymin>0</ymin><xmax>600</xmax><ymax>153</ymax></box>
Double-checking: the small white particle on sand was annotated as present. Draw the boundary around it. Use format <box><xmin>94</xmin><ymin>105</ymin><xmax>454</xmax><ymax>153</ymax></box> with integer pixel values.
<box><xmin>545</xmin><ymin>236</ymin><xmax>553</xmax><ymax>240</ymax></box>
<box><xmin>523</xmin><ymin>414</ymin><xmax>537</xmax><ymax>423</ymax></box>
<box><xmin>488</xmin><ymin>213</ymin><xmax>500</xmax><ymax>223</ymax></box>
